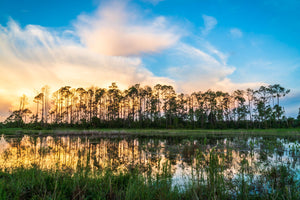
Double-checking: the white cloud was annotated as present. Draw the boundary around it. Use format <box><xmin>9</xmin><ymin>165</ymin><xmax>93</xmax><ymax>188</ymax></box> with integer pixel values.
<box><xmin>201</xmin><ymin>15</ymin><xmax>217</xmax><ymax>36</ymax></box>
<box><xmin>75</xmin><ymin>2</ymin><xmax>180</xmax><ymax>56</ymax></box>
<box><xmin>204</xmin><ymin>42</ymin><xmax>229</xmax><ymax>65</ymax></box>
<box><xmin>166</xmin><ymin>43</ymin><xmax>263</xmax><ymax>93</ymax></box>
<box><xmin>0</xmin><ymin>19</ymin><xmax>173</xmax><ymax>119</ymax></box>
<box><xmin>0</xmin><ymin>1</ymin><xmax>263</xmax><ymax>121</ymax></box>
<box><xmin>230</xmin><ymin>28</ymin><xmax>243</xmax><ymax>38</ymax></box>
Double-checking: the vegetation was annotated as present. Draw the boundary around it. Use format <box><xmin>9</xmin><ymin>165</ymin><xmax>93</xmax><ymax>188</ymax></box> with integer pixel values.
<box><xmin>3</xmin><ymin>83</ymin><xmax>300</xmax><ymax>129</ymax></box>
<box><xmin>0</xmin><ymin>148</ymin><xmax>298</xmax><ymax>200</ymax></box>
<box><xmin>1</xmin><ymin>128</ymin><xmax>300</xmax><ymax>138</ymax></box>
<box><xmin>1</xmin><ymin>130</ymin><xmax>299</xmax><ymax>199</ymax></box>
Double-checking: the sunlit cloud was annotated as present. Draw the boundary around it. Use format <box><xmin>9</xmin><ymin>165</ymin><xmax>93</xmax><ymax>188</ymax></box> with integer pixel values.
<box><xmin>75</xmin><ymin>1</ymin><xmax>180</xmax><ymax>56</ymax></box>
<box><xmin>0</xmin><ymin>1</ymin><xmax>268</xmax><ymax>121</ymax></box>
<box><xmin>0</xmin><ymin>19</ymin><xmax>173</xmax><ymax>119</ymax></box>
<box><xmin>166</xmin><ymin>43</ymin><xmax>263</xmax><ymax>93</ymax></box>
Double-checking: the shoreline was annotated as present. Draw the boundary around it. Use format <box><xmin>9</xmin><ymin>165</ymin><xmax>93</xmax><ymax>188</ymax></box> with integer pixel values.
<box><xmin>1</xmin><ymin>128</ymin><xmax>300</xmax><ymax>137</ymax></box>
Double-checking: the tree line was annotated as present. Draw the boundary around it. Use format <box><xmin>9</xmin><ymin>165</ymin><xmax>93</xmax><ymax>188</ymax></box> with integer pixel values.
<box><xmin>2</xmin><ymin>83</ymin><xmax>300</xmax><ymax>129</ymax></box>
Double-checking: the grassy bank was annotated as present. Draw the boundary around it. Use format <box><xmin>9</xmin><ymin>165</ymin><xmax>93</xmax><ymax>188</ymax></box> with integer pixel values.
<box><xmin>1</xmin><ymin>127</ymin><xmax>300</xmax><ymax>137</ymax></box>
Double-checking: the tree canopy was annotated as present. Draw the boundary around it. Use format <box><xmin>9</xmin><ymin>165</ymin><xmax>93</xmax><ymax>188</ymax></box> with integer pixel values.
<box><xmin>3</xmin><ymin>83</ymin><xmax>299</xmax><ymax>129</ymax></box>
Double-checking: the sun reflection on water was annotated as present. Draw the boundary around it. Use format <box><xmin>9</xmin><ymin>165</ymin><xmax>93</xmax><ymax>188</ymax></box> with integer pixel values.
<box><xmin>0</xmin><ymin>135</ymin><xmax>299</xmax><ymax>184</ymax></box>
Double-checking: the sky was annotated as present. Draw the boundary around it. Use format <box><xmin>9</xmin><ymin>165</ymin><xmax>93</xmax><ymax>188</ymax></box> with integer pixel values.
<box><xmin>0</xmin><ymin>0</ymin><xmax>299</xmax><ymax>120</ymax></box>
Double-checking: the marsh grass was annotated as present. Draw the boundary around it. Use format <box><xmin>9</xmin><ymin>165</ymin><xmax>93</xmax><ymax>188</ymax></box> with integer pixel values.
<box><xmin>0</xmin><ymin>165</ymin><xmax>183</xmax><ymax>200</ymax></box>
<box><xmin>1</xmin><ymin>148</ymin><xmax>299</xmax><ymax>200</ymax></box>
<box><xmin>1</xmin><ymin>132</ymin><xmax>300</xmax><ymax>199</ymax></box>
<box><xmin>1</xmin><ymin>128</ymin><xmax>300</xmax><ymax>137</ymax></box>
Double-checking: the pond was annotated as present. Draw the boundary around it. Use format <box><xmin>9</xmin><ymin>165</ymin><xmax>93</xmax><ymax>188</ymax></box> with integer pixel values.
<box><xmin>0</xmin><ymin>134</ymin><xmax>300</xmax><ymax>190</ymax></box>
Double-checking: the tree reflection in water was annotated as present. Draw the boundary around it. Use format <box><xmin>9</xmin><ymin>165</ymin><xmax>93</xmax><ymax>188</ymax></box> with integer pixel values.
<box><xmin>0</xmin><ymin>135</ymin><xmax>299</xmax><ymax>186</ymax></box>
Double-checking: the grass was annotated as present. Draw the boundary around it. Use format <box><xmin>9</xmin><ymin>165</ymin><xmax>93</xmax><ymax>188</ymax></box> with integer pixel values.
<box><xmin>0</xmin><ymin>164</ymin><xmax>183</xmax><ymax>200</ymax></box>
<box><xmin>1</xmin><ymin>127</ymin><xmax>300</xmax><ymax>137</ymax></box>
<box><xmin>1</xmin><ymin>128</ymin><xmax>300</xmax><ymax>199</ymax></box>
<box><xmin>0</xmin><ymin>148</ymin><xmax>299</xmax><ymax>200</ymax></box>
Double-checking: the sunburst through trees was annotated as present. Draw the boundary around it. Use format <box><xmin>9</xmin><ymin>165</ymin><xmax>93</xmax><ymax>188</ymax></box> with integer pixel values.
<box><xmin>4</xmin><ymin>83</ymin><xmax>299</xmax><ymax>129</ymax></box>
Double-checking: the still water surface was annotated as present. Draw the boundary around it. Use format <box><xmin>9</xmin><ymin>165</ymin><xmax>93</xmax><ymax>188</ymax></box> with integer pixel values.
<box><xmin>0</xmin><ymin>134</ymin><xmax>299</xmax><ymax>186</ymax></box>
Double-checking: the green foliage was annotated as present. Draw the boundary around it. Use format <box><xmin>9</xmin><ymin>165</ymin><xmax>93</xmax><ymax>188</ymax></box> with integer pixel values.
<box><xmin>1</xmin><ymin>155</ymin><xmax>299</xmax><ymax>200</ymax></box>
<box><xmin>0</xmin><ymin>167</ymin><xmax>180</xmax><ymax>200</ymax></box>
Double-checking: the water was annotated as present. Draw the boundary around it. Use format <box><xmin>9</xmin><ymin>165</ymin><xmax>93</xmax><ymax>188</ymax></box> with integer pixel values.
<box><xmin>0</xmin><ymin>134</ymin><xmax>299</xmax><ymax>187</ymax></box>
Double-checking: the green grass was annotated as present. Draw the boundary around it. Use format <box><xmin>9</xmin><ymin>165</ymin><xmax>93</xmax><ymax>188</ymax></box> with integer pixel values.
<box><xmin>0</xmin><ymin>148</ymin><xmax>299</xmax><ymax>200</ymax></box>
<box><xmin>1</xmin><ymin>127</ymin><xmax>300</xmax><ymax>199</ymax></box>
<box><xmin>0</xmin><ymin>164</ymin><xmax>185</xmax><ymax>200</ymax></box>
<box><xmin>1</xmin><ymin>127</ymin><xmax>300</xmax><ymax>137</ymax></box>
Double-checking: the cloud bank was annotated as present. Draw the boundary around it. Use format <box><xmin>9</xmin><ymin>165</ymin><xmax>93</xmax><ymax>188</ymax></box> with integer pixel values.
<box><xmin>0</xmin><ymin>1</ymin><xmax>264</xmax><ymax>120</ymax></box>
<box><xmin>0</xmin><ymin>19</ymin><xmax>173</xmax><ymax>120</ymax></box>
<box><xmin>166</xmin><ymin>43</ymin><xmax>263</xmax><ymax>93</ymax></box>
<box><xmin>76</xmin><ymin>2</ymin><xmax>179</xmax><ymax>56</ymax></box>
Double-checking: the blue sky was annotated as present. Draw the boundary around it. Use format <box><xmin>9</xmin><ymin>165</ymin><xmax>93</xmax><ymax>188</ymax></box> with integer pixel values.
<box><xmin>0</xmin><ymin>0</ymin><xmax>299</xmax><ymax>118</ymax></box>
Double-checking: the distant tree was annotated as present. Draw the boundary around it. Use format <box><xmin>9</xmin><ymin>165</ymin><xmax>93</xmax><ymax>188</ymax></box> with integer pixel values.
<box><xmin>42</xmin><ymin>85</ymin><xmax>50</xmax><ymax>124</ymax></box>
<box><xmin>269</xmin><ymin>84</ymin><xmax>290</xmax><ymax>121</ymax></box>
<box><xmin>22</xmin><ymin>108</ymin><xmax>32</xmax><ymax>123</ymax></box>
<box><xmin>246</xmin><ymin>88</ymin><xmax>254</xmax><ymax>122</ymax></box>
<box><xmin>16</xmin><ymin>94</ymin><xmax>31</xmax><ymax>123</ymax></box>
<box><xmin>95</xmin><ymin>88</ymin><xmax>106</xmax><ymax>121</ymax></box>
<box><xmin>34</xmin><ymin>93</ymin><xmax>44</xmax><ymax>122</ymax></box>
<box><xmin>254</xmin><ymin>86</ymin><xmax>271</xmax><ymax>127</ymax></box>
<box><xmin>233</xmin><ymin>90</ymin><xmax>248</xmax><ymax>122</ymax></box>
<box><xmin>269</xmin><ymin>84</ymin><xmax>290</xmax><ymax>106</ymax></box>
<box><xmin>154</xmin><ymin>84</ymin><xmax>162</xmax><ymax>119</ymax></box>
<box><xmin>127</xmin><ymin>85</ymin><xmax>139</xmax><ymax>122</ymax></box>
<box><xmin>5</xmin><ymin>94</ymin><xmax>31</xmax><ymax>126</ymax></box>
<box><xmin>76</xmin><ymin>87</ymin><xmax>87</xmax><ymax>122</ymax></box>
<box><xmin>4</xmin><ymin>110</ymin><xmax>23</xmax><ymax>126</ymax></box>
<box><xmin>107</xmin><ymin>82</ymin><xmax>121</xmax><ymax>120</ymax></box>
<box><xmin>7</xmin><ymin>82</ymin><xmax>293</xmax><ymax>129</ymax></box>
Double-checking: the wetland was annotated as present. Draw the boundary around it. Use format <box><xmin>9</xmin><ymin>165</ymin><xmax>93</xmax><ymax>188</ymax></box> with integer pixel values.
<box><xmin>0</xmin><ymin>130</ymin><xmax>299</xmax><ymax>199</ymax></box>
